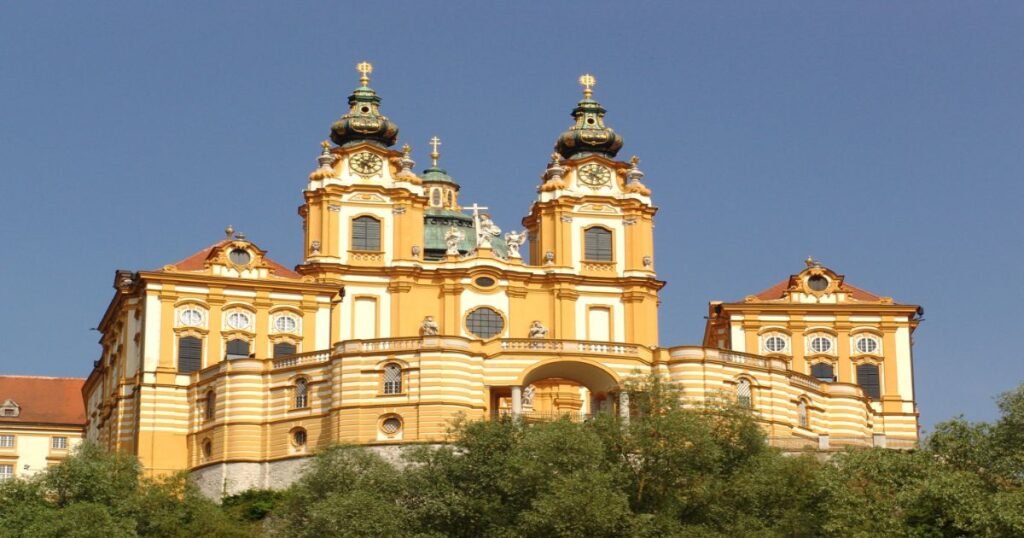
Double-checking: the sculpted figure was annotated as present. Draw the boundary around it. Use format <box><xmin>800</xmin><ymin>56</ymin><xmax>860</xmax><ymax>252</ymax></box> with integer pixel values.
<box><xmin>477</xmin><ymin>214</ymin><xmax>501</xmax><ymax>249</ymax></box>
<box><xmin>445</xmin><ymin>226</ymin><xmax>464</xmax><ymax>255</ymax></box>
<box><xmin>528</xmin><ymin>320</ymin><xmax>548</xmax><ymax>339</ymax></box>
<box><xmin>522</xmin><ymin>384</ymin><xmax>536</xmax><ymax>408</ymax></box>
<box><xmin>504</xmin><ymin>229</ymin><xmax>526</xmax><ymax>259</ymax></box>
<box><xmin>421</xmin><ymin>315</ymin><xmax>439</xmax><ymax>336</ymax></box>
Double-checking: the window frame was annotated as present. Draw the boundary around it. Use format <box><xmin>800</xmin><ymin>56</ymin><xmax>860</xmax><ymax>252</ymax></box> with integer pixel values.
<box><xmin>382</xmin><ymin>364</ymin><xmax>403</xmax><ymax>395</ymax></box>
<box><xmin>51</xmin><ymin>436</ymin><xmax>68</xmax><ymax>450</ymax></box>
<box><xmin>225</xmin><ymin>338</ymin><xmax>250</xmax><ymax>360</ymax></box>
<box><xmin>294</xmin><ymin>378</ymin><xmax>309</xmax><ymax>408</ymax></box>
<box><xmin>810</xmin><ymin>361</ymin><xmax>836</xmax><ymax>382</ymax></box>
<box><xmin>0</xmin><ymin>435</ymin><xmax>15</xmax><ymax>449</ymax></box>
<box><xmin>0</xmin><ymin>464</ymin><xmax>12</xmax><ymax>481</ymax></box>
<box><xmin>177</xmin><ymin>335</ymin><xmax>203</xmax><ymax>373</ymax></box>
<box><xmin>736</xmin><ymin>378</ymin><xmax>753</xmax><ymax>408</ymax></box>
<box><xmin>464</xmin><ymin>307</ymin><xmax>506</xmax><ymax>340</ymax></box>
<box><xmin>204</xmin><ymin>391</ymin><xmax>216</xmax><ymax>421</ymax></box>
<box><xmin>856</xmin><ymin>362</ymin><xmax>882</xmax><ymax>400</ymax></box>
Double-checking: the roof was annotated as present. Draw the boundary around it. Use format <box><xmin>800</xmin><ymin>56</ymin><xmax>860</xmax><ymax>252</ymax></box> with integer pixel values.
<box><xmin>0</xmin><ymin>376</ymin><xmax>86</xmax><ymax>426</ymax></box>
<box><xmin>163</xmin><ymin>240</ymin><xmax>301</xmax><ymax>279</ymax></box>
<box><xmin>751</xmin><ymin>278</ymin><xmax>883</xmax><ymax>302</ymax></box>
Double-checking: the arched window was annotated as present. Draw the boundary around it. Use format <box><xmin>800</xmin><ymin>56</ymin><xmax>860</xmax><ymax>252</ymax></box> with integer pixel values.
<box><xmin>205</xmin><ymin>391</ymin><xmax>216</xmax><ymax>420</ymax></box>
<box><xmin>383</xmin><ymin>364</ymin><xmax>402</xmax><ymax>394</ymax></box>
<box><xmin>446</xmin><ymin>190</ymin><xmax>454</xmax><ymax>208</ymax></box>
<box><xmin>736</xmin><ymin>379</ymin><xmax>752</xmax><ymax>408</ymax></box>
<box><xmin>431</xmin><ymin>188</ymin><xmax>442</xmax><ymax>207</ymax></box>
<box><xmin>202</xmin><ymin>439</ymin><xmax>212</xmax><ymax>459</ymax></box>
<box><xmin>583</xmin><ymin>227</ymin><xmax>613</xmax><ymax>262</ymax></box>
<box><xmin>857</xmin><ymin>364</ymin><xmax>881</xmax><ymax>400</ymax></box>
<box><xmin>178</xmin><ymin>336</ymin><xmax>202</xmax><ymax>373</ymax></box>
<box><xmin>811</xmin><ymin>362</ymin><xmax>835</xmax><ymax>382</ymax></box>
<box><xmin>798</xmin><ymin>400</ymin><xmax>809</xmax><ymax>428</ymax></box>
<box><xmin>274</xmin><ymin>341</ymin><xmax>297</xmax><ymax>357</ymax></box>
<box><xmin>352</xmin><ymin>216</ymin><xmax>381</xmax><ymax>251</ymax></box>
<box><xmin>295</xmin><ymin>378</ymin><xmax>308</xmax><ymax>408</ymax></box>
<box><xmin>225</xmin><ymin>339</ymin><xmax>249</xmax><ymax>360</ymax></box>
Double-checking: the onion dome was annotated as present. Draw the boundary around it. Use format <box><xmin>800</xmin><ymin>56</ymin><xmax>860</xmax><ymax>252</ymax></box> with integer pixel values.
<box><xmin>329</xmin><ymin>62</ymin><xmax>399</xmax><ymax>148</ymax></box>
<box><xmin>554</xmin><ymin>74</ymin><xmax>624</xmax><ymax>159</ymax></box>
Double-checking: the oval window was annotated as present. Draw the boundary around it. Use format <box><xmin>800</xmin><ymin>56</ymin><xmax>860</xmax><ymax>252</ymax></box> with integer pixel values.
<box><xmin>381</xmin><ymin>417</ymin><xmax>402</xmax><ymax>434</ymax></box>
<box><xmin>856</xmin><ymin>337</ymin><xmax>879</xmax><ymax>354</ymax></box>
<box><xmin>474</xmin><ymin>276</ymin><xmax>496</xmax><ymax>288</ymax></box>
<box><xmin>229</xmin><ymin>249</ymin><xmax>251</xmax><ymax>266</ymax></box>
<box><xmin>807</xmin><ymin>275</ymin><xmax>829</xmax><ymax>292</ymax></box>
<box><xmin>810</xmin><ymin>336</ymin><xmax>833</xmax><ymax>354</ymax></box>
<box><xmin>765</xmin><ymin>335</ymin><xmax>786</xmax><ymax>353</ymax></box>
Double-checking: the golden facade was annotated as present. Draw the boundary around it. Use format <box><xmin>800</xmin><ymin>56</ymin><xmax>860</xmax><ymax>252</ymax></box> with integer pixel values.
<box><xmin>83</xmin><ymin>65</ymin><xmax>921</xmax><ymax>493</ymax></box>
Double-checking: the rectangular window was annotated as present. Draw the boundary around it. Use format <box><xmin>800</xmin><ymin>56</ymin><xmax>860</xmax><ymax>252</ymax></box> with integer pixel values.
<box><xmin>225</xmin><ymin>339</ymin><xmax>250</xmax><ymax>360</ymax></box>
<box><xmin>857</xmin><ymin>364</ymin><xmax>881</xmax><ymax>400</ymax></box>
<box><xmin>178</xmin><ymin>336</ymin><xmax>202</xmax><ymax>373</ymax></box>
<box><xmin>352</xmin><ymin>216</ymin><xmax>381</xmax><ymax>251</ymax></box>
<box><xmin>52</xmin><ymin>437</ymin><xmax>68</xmax><ymax>450</ymax></box>
<box><xmin>0</xmin><ymin>464</ymin><xmax>12</xmax><ymax>481</ymax></box>
<box><xmin>0</xmin><ymin>435</ymin><xmax>13</xmax><ymax>448</ymax></box>
<box><xmin>273</xmin><ymin>342</ymin><xmax>297</xmax><ymax>357</ymax></box>
<box><xmin>587</xmin><ymin>307</ymin><xmax>611</xmax><ymax>341</ymax></box>
<box><xmin>3</xmin><ymin>409</ymin><xmax>15</xmax><ymax>417</ymax></box>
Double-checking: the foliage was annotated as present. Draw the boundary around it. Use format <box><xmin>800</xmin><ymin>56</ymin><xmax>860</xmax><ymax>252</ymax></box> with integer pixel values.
<box><xmin>4</xmin><ymin>378</ymin><xmax>1024</xmax><ymax>537</ymax></box>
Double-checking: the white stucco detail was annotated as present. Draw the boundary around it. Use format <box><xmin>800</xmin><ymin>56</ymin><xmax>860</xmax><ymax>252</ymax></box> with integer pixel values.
<box><xmin>143</xmin><ymin>294</ymin><xmax>162</xmax><ymax>372</ymax></box>
<box><xmin>341</xmin><ymin>284</ymin><xmax>391</xmax><ymax>341</ymax></box>
<box><xmin>569</xmin><ymin>216</ymin><xmax>625</xmax><ymax>273</ymax></box>
<box><xmin>575</xmin><ymin>295</ymin><xmax>624</xmax><ymax>342</ymax></box>
<box><xmin>730</xmin><ymin>322</ymin><xmax>746</xmax><ymax>352</ymax></box>
<box><xmin>895</xmin><ymin>326</ymin><xmax>914</xmax><ymax>400</ymax></box>
<box><xmin>315</xmin><ymin>306</ymin><xmax>330</xmax><ymax>349</ymax></box>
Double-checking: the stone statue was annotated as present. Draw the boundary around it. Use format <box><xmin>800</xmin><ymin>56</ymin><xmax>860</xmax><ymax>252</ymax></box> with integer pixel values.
<box><xmin>445</xmin><ymin>226</ymin><xmax>464</xmax><ymax>255</ymax></box>
<box><xmin>476</xmin><ymin>214</ymin><xmax>501</xmax><ymax>249</ymax></box>
<box><xmin>528</xmin><ymin>320</ymin><xmax>548</xmax><ymax>339</ymax></box>
<box><xmin>310</xmin><ymin>240</ymin><xmax>321</xmax><ymax>255</ymax></box>
<box><xmin>421</xmin><ymin>315</ymin><xmax>439</xmax><ymax>336</ymax></box>
<box><xmin>504</xmin><ymin>229</ymin><xmax>526</xmax><ymax>259</ymax></box>
<box><xmin>642</xmin><ymin>255</ymin><xmax>652</xmax><ymax>268</ymax></box>
<box><xmin>544</xmin><ymin>251</ymin><xmax>555</xmax><ymax>265</ymax></box>
<box><xmin>522</xmin><ymin>384</ymin><xmax>535</xmax><ymax>408</ymax></box>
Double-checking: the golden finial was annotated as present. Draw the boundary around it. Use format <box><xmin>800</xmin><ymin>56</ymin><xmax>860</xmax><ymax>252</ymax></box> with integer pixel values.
<box><xmin>402</xmin><ymin>143</ymin><xmax>411</xmax><ymax>157</ymax></box>
<box><xmin>805</xmin><ymin>256</ymin><xmax>816</xmax><ymax>268</ymax></box>
<box><xmin>578</xmin><ymin>73</ymin><xmax>596</xmax><ymax>99</ymax></box>
<box><xmin>429</xmin><ymin>136</ymin><xmax>442</xmax><ymax>167</ymax></box>
<box><xmin>630</xmin><ymin>155</ymin><xmax>640</xmax><ymax>167</ymax></box>
<box><xmin>550</xmin><ymin>151</ymin><xmax>561</xmax><ymax>164</ymax></box>
<box><xmin>356</xmin><ymin>61</ymin><xmax>373</xmax><ymax>86</ymax></box>
<box><xmin>224</xmin><ymin>225</ymin><xmax>234</xmax><ymax>239</ymax></box>
<box><xmin>320</xmin><ymin>140</ymin><xmax>330</xmax><ymax>153</ymax></box>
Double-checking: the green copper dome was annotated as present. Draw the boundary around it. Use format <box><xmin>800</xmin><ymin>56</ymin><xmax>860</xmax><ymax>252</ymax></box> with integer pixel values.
<box><xmin>554</xmin><ymin>74</ymin><xmax>623</xmax><ymax>159</ymax></box>
<box><xmin>421</xmin><ymin>166</ymin><xmax>458</xmax><ymax>185</ymax></box>
<box><xmin>330</xmin><ymin>62</ymin><xmax>399</xmax><ymax>148</ymax></box>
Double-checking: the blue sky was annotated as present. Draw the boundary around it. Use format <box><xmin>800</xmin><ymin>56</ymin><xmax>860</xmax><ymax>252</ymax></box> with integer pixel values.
<box><xmin>1</xmin><ymin>2</ymin><xmax>1021</xmax><ymax>431</ymax></box>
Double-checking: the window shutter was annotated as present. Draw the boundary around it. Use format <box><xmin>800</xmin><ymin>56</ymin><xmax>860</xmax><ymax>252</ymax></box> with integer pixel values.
<box><xmin>274</xmin><ymin>342</ymin><xmax>297</xmax><ymax>357</ymax></box>
<box><xmin>352</xmin><ymin>217</ymin><xmax>381</xmax><ymax>251</ymax></box>
<box><xmin>226</xmin><ymin>339</ymin><xmax>250</xmax><ymax>359</ymax></box>
<box><xmin>584</xmin><ymin>228</ymin><xmax>612</xmax><ymax>262</ymax></box>
<box><xmin>178</xmin><ymin>336</ymin><xmax>202</xmax><ymax>373</ymax></box>
<box><xmin>811</xmin><ymin>363</ymin><xmax>835</xmax><ymax>382</ymax></box>
<box><xmin>857</xmin><ymin>364</ymin><xmax>881</xmax><ymax>399</ymax></box>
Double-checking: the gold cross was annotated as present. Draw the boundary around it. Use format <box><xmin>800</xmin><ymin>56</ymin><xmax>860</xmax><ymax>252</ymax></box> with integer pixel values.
<box><xmin>429</xmin><ymin>135</ymin><xmax>441</xmax><ymax>167</ymax></box>
<box><xmin>356</xmin><ymin>61</ymin><xmax>373</xmax><ymax>86</ymax></box>
<box><xmin>578</xmin><ymin>73</ymin><xmax>596</xmax><ymax>98</ymax></box>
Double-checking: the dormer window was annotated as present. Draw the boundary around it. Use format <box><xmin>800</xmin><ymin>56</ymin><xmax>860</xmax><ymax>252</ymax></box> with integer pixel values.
<box><xmin>0</xmin><ymin>400</ymin><xmax>19</xmax><ymax>418</ymax></box>
<box><xmin>229</xmin><ymin>248</ymin><xmax>251</xmax><ymax>266</ymax></box>
<box><xmin>807</xmin><ymin>275</ymin><xmax>829</xmax><ymax>292</ymax></box>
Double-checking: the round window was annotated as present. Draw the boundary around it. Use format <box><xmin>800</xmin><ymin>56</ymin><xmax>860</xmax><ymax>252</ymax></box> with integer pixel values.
<box><xmin>807</xmin><ymin>275</ymin><xmax>829</xmax><ymax>292</ymax></box>
<box><xmin>381</xmin><ymin>417</ymin><xmax>402</xmax><ymax>435</ymax></box>
<box><xmin>229</xmin><ymin>249</ymin><xmax>252</xmax><ymax>266</ymax></box>
<box><xmin>810</xmin><ymin>336</ymin><xmax>833</xmax><ymax>354</ymax></box>
<box><xmin>765</xmin><ymin>335</ymin><xmax>786</xmax><ymax>353</ymax></box>
<box><xmin>179</xmin><ymin>308</ymin><xmax>204</xmax><ymax>327</ymax></box>
<box><xmin>226</xmin><ymin>312</ymin><xmax>252</xmax><ymax>330</ymax></box>
<box><xmin>275</xmin><ymin>315</ymin><xmax>298</xmax><ymax>333</ymax></box>
<box><xmin>466</xmin><ymin>307</ymin><xmax>504</xmax><ymax>339</ymax></box>
<box><xmin>293</xmin><ymin>429</ymin><xmax>307</xmax><ymax>447</ymax></box>
<box><xmin>856</xmin><ymin>337</ymin><xmax>879</xmax><ymax>354</ymax></box>
<box><xmin>474</xmin><ymin>276</ymin><xmax>496</xmax><ymax>288</ymax></box>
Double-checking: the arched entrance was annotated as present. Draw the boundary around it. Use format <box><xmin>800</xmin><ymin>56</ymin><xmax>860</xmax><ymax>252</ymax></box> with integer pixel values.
<box><xmin>491</xmin><ymin>359</ymin><xmax>628</xmax><ymax>421</ymax></box>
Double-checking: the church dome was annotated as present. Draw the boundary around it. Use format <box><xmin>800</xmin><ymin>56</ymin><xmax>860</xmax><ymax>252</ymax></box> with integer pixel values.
<box><xmin>329</xmin><ymin>62</ymin><xmax>399</xmax><ymax>148</ymax></box>
<box><xmin>554</xmin><ymin>74</ymin><xmax>623</xmax><ymax>160</ymax></box>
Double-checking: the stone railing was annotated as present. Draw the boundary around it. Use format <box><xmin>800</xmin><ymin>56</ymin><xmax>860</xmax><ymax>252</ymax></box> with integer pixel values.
<box><xmin>339</xmin><ymin>337</ymin><xmax>425</xmax><ymax>353</ymax></box>
<box><xmin>272</xmin><ymin>350</ymin><xmax>330</xmax><ymax>369</ymax></box>
<box><xmin>717</xmin><ymin>350</ymin><xmax>768</xmax><ymax>369</ymax></box>
<box><xmin>500</xmin><ymin>339</ymin><xmax>640</xmax><ymax>356</ymax></box>
<box><xmin>790</xmin><ymin>374</ymin><xmax>824</xmax><ymax>391</ymax></box>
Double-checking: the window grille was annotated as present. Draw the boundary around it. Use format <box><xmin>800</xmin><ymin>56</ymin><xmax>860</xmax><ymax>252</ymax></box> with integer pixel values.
<box><xmin>383</xmin><ymin>365</ymin><xmax>402</xmax><ymax>394</ymax></box>
<box><xmin>225</xmin><ymin>339</ymin><xmax>249</xmax><ymax>360</ymax></box>
<box><xmin>52</xmin><ymin>437</ymin><xmax>67</xmax><ymax>450</ymax></box>
<box><xmin>856</xmin><ymin>336</ymin><xmax>880</xmax><ymax>354</ymax></box>
<box><xmin>736</xmin><ymin>379</ymin><xmax>752</xmax><ymax>408</ymax></box>
<box><xmin>810</xmin><ymin>336</ymin><xmax>832</xmax><ymax>354</ymax></box>
<box><xmin>466</xmin><ymin>307</ymin><xmax>504</xmax><ymax>339</ymax></box>
<box><xmin>293</xmin><ymin>429</ymin><xmax>307</xmax><ymax>446</ymax></box>
<box><xmin>381</xmin><ymin>417</ymin><xmax>402</xmax><ymax>435</ymax></box>
<box><xmin>352</xmin><ymin>216</ymin><xmax>381</xmax><ymax>251</ymax></box>
<box><xmin>178</xmin><ymin>336</ymin><xmax>202</xmax><ymax>373</ymax></box>
<box><xmin>0</xmin><ymin>435</ymin><xmax>14</xmax><ymax>448</ymax></box>
<box><xmin>857</xmin><ymin>364</ymin><xmax>881</xmax><ymax>399</ymax></box>
<box><xmin>765</xmin><ymin>335</ymin><xmax>786</xmax><ymax>353</ymax></box>
<box><xmin>811</xmin><ymin>362</ymin><xmax>835</xmax><ymax>382</ymax></box>
<box><xmin>583</xmin><ymin>227</ymin><xmax>613</xmax><ymax>261</ymax></box>
<box><xmin>295</xmin><ymin>379</ymin><xmax>308</xmax><ymax>408</ymax></box>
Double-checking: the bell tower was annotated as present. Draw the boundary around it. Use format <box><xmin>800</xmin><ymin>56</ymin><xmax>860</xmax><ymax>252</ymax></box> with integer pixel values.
<box><xmin>523</xmin><ymin>74</ymin><xmax>661</xmax><ymax>345</ymax></box>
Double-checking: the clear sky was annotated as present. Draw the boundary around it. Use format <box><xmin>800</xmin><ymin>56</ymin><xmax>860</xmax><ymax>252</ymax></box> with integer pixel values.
<box><xmin>1</xmin><ymin>2</ymin><xmax>1021</xmax><ymax>431</ymax></box>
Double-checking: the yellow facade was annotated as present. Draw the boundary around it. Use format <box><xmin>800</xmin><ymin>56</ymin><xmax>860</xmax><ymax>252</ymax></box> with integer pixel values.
<box><xmin>82</xmin><ymin>66</ymin><xmax>922</xmax><ymax>493</ymax></box>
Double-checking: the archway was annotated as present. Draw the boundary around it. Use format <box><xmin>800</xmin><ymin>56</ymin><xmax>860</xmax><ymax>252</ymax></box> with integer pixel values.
<box><xmin>492</xmin><ymin>359</ymin><xmax>626</xmax><ymax>421</ymax></box>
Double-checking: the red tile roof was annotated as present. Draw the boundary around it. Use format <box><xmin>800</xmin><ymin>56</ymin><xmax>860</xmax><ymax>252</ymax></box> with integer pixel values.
<box><xmin>751</xmin><ymin>278</ymin><xmax>884</xmax><ymax>302</ymax></box>
<box><xmin>164</xmin><ymin>241</ymin><xmax>300</xmax><ymax>279</ymax></box>
<box><xmin>0</xmin><ymin>376</ymin><xmax>85</xmax><ymax>426</ymax></box>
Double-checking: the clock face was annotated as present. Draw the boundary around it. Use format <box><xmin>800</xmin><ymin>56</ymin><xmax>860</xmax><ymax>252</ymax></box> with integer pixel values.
<box><xmin>577</xmin><ymin>164</ymin><xmax>612</xmax><ymax>188</ymax></box>
<box><xmin>349</xmin><ymin>151</ymin><xmax>384</xmax><ymax>177</ymax></box>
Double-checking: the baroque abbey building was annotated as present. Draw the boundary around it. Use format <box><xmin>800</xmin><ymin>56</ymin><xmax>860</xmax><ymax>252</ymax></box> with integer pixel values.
<box><xmin>83</xmin><ymin>64</ymin><xmax>922</xmax><ymax>495</ymax></box>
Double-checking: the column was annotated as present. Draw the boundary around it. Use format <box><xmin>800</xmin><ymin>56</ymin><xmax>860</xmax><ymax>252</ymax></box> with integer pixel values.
<box><xmin>619</xmin><ymin>391</ymin><xmax>630</xmax><ymax>422</ymax></box>
<box><xmin>511</xmin><ymin>386</ymin><xmax>522</xmax><ymax>417</ymax></box>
